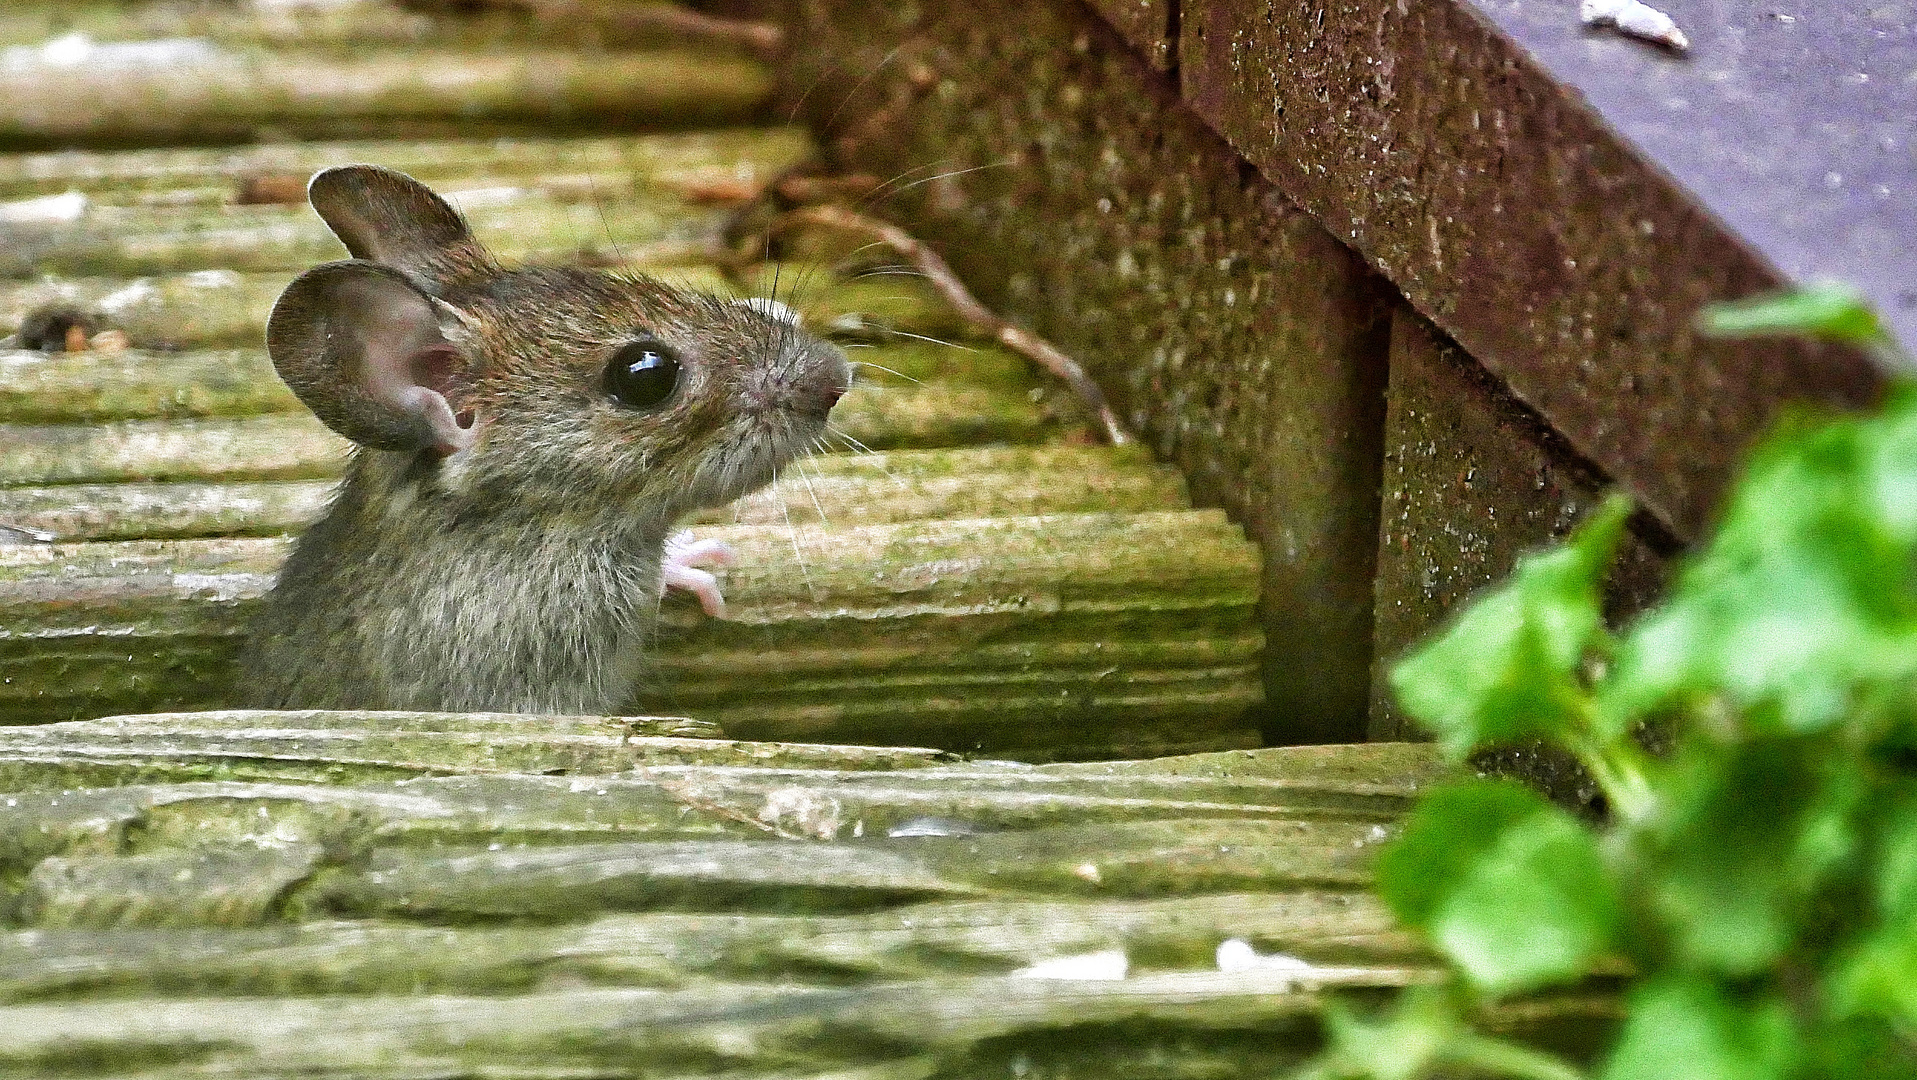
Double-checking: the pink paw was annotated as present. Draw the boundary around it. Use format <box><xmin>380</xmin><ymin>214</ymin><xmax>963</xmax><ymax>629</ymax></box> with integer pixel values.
<box><xmin>661</xmin><ymin>530</ymin><xmax>736</xmax><ymax>618</ymax></box>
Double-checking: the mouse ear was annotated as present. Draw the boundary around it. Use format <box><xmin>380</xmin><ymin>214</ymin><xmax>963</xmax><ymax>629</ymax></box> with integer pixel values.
<box><xmin>307</xmin><ymin>165</ymin><xmax>496</xmax><ymax>287</ymax></box>
<box><xmin>267</xmin><ymin>260</ymin><xmax>477</xmax><ymax>455</ymax></box>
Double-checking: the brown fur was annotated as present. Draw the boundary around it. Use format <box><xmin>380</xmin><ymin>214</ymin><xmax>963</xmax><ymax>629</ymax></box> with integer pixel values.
<box><xmin>240</xmin><ymin>168</ymin><xmax>848</xmax><ymax>713</ymax></box>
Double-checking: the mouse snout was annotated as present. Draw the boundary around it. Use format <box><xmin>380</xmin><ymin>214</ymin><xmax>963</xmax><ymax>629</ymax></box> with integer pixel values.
<box><xmin>750</xmin><ymin>342</ymin><xmax>850</xmax><ymax>422</ymax></box>
<box><xmin>793</xmin><ymin>376</ymin><xmax>847</xmax><ymax>420</ymax></box>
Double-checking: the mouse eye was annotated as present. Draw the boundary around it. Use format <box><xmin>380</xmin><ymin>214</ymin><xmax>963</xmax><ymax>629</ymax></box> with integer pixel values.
<box><xmin>605</xmin><ymin>338</ymin><xmax>681</xmax><ymax>411</ymax></box>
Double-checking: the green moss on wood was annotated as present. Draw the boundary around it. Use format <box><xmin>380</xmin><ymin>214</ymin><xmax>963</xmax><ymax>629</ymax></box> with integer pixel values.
<box><xmin>0</xmin><ymin>892</ymin><xmax>1416</xmax><ymax>1000</ymax></box>
<box><xmin>0</xmin><ymin>129</ymin><xmax>813</xmax><ymax>201</ymax></box>
<box><xmin>0</xmin><ymin>49</ymin><xmax>773</xmax><ymax>148</ymax></box>
<box><xmin>0</xmin><ymin>350</ymin><xmax>298</xmax><ymax>422</ymax></box>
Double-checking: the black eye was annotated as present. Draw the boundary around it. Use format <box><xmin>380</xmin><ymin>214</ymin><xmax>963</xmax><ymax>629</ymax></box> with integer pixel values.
<box><xmin>605</xmin><ymin>338</ymin><xmax>681</xmax><ymax>410</ymax></box>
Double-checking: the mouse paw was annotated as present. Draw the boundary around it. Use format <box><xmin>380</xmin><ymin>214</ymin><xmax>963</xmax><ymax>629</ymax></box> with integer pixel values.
<box><xmin>662</xmin><ymin>531</ymin><xmax>736</xmax><ymax>619</ymax></box>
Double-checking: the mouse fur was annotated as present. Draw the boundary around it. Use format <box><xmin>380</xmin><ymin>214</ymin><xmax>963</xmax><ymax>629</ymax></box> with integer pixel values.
<box><xmin>239</xmin><ymin>166</ymin><xmax>849</xmax><ymax>714</ymax></box>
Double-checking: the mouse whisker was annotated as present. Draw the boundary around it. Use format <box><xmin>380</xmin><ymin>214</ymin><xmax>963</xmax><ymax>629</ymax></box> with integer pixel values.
<box><xmin>585</xmin><ymin>173</ymin><xmax>627</xmax><ymax>267</ymax></box>
<box><xmin>872</xmin><ymin>161</ymin><xmax>1013</xmax><ymax>201</ymax></box>
<box><xmin>857</xmin><ymin>159</ymin><xmax>958</xmax><ymax>204</ymax></box>
<box><xmin>822</xmin><ymin>423</ymin><xmax>868</xmax><ymax>455</ymax></box>
<box><xmin>792</xmin><ymin>454</ymin><xmax>830</xmax><ymax>528</ymax></box>
<box><xmin>822</xmin><ymin>41</ymin><xmax>907</xmax><ymax>135</ymax></box>
<box><xmin>880</xmin><ymin>327</ymin><xmax>977</xmax><ymax>352</ymax></box>
<box><xmin>838</xmin><ymin>240</ymin><xmax>899</xmax><ymax>265</ymax></box>
<box><xmin>850</xmin><ymin>360</ymin><xmax>923</xmax><ymax>386</ymax></box>
<box><xmin>772</xmin><ymin>482</ymin><xmax>820</xmax><ymax>602</ymax></box>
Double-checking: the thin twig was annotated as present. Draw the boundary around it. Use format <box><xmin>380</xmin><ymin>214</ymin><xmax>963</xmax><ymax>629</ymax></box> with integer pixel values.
<box><xmin>767</xmin><ymin>205</ymin><xmax>1131</xmax><ymax>446</ymax></box>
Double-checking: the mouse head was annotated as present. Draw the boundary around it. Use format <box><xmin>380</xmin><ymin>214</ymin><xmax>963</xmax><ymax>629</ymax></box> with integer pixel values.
<box><xmin>266</xmin><ymin>165</ymin><xmax>851</xmax><ymax>526</ymax></box>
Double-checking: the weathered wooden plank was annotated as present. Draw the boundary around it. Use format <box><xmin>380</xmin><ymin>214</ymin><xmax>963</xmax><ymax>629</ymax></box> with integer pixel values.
<box><xmin>0</xmin><ymin>971</ymin><xmax>1437</xmax><ymax>1077</ymax></box>
<box><xmin>0</xmin><ymin>384</ymin><xmax>1054</xmax><ymax>492</ymax></box>
<box><xmin>0</xmin><ymin>515</ymin><xmax>1260</xmax><ymax>627</ymax></box>
<box><xmin>0</xmin><ymin>741</ymin><xmax>1429</xmax><ymax>862</ymax></box>
<box><xmin>0</xmin><ymin>415</ymin><xmax>350</xmax><ymax>486</ymax></box>
<box><xmin>0</xmin><ymin>648</ymin><xmax>1262</xmax><ymax>753</ymax></box>
<box><xmin>736</xmin><ymin>264</ymin><xmax>971</xmax><ymax>343</ymax></box>
<box><xmin>703</xmin><ymin>444</ymin><xmax>1188</xmax><ymax>524</ymax></box>
<box><xmin>0</xmin><ymin>511</ymin><xmax>1262</xmax><ymax>751</ymax></box>
<box><xmin>19</xmin><ymin>845</ymin><xmax>324</xmax><ymax>929</ymax></box>
<box><xmin>0</xmin><ymin>727</ymin><xmax>963</xmax><ymax>793</ymax></box>
<box><xmin>0</xmin><ymin>447</ymin><xmax>1185</xmax><ymax>541</ymax></box>
<box><xmin>0</xmin><ymin>481</ymin><xmax>332</xmax><ymax>541</ymax></box>
<box><xmin>0</xmin><ymin>0</ymin><xmax>778</xmax><ymax>57</ymax></box>
<box><xmin>0</xmin><ymin>274</ymin><xmax>1009</xmax><ymax>361</ymax></box>
<box><xmin>0</xmin><ymin>189</ymin><xmax>724</xmax><ymax>278</ymax></box>
<box><xmin>843</xmin><ymin>339</ymin><xmax>1034</xmax><ymax>387</ymax></box>
<box><xmin>0</xmin><ymin>275</ymin><xmax>280</xmax><ymax>350</ymax></box>
<box><xmin>672</xmin><ymin>512</ymin><xmax>1259</xmax><ymax>620</ymax></box>
<box><xmin>828</xmin><ymin>380</ymin><xmax>1056</xmax><ymax>448</ymax></box>
<box><xmin>294</xmin><ymin>813</ymin><xmax>1382</xmax><ymax>922</ymax></box>
<box><xmin>0</xmin><ymin>48</ymin><xmax>773</xmax><ymax>147</ymax></box>
<box><xmin>0</xmin><ymin>127</ymin><xmax>813</xmax><ymax>200</ymax></box>
<box><xmin>0</xmin><ymin>348</ymin><xmax>297</xmax><ymax>422</ymax></box>
<box><xmin>0</xmin><ymin>891</ymin><xmax>1418</xmax><ymax>1000</ymax></box>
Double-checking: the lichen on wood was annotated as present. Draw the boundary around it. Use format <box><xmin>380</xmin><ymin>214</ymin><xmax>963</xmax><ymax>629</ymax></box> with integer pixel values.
<box><xmin>0</xmin><ymin>891</ymin><xmax>1418</xmax><ymax>1000</ymax></box>
<box><xmin>0</xmin><ymin>128</ymin><xmax>813</xmax><ymax>201</ymax></box>
<box><xmin>0</xmin><ymin>508</ymin><xmax>1263</xmax><ymax>754</ymax></box>
<box><xmin>0</xmin><ymin>191</ymin><xmax>726</xmax><ymax>278</ymax></box>
<box><xmin>0</xmin><ymin>48</ymin><xmax>774</xmax><ymax>146</ymax></box>
<box><xmin>0</xmin><ymin>445</ymin><xmax>1179</xmax><ymax>542</ymax></box>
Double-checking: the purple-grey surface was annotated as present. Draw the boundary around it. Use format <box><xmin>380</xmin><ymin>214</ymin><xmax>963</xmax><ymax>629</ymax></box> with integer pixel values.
<box><xmin>1473</xmin><ymin>0</ymin><xmax>1915</xmax><ymax>352</ymax></box>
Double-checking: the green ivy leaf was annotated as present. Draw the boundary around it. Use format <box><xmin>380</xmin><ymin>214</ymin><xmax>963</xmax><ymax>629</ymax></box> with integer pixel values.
<box><xmin>1391</xmin><ymin>495</ymin><xmax>1630</xmax><ymax>759</ymax></box>
<box><xmin>1870</xmin><ymin>787</ymin><xmax>1917</xmax><ymax>921</ymax></box>
<box><xmin>1299</xmin><ymin>987</ymin><xmax>1589</xmax><ymax>1080</ymax></box>
<box><xmin>1378</xmin><ymin>780</ymin><xmax>1619</xmax><ymax>995</ymax></box>
<box><xmin>1637</xmin><ymin>739</ymin><xmax>1862</xmax><ymax>975</ymax></box>
<box><xmin>1378</xmin><ymin>781</ymin><xmax>1545</xmax><ymax>928</ymax></box>
<box><xmin>1697</xmin><ymin>283</ymin><xmax>1886</xmax><ymax>345</ymax></box>
<box><xmin>1602</xmin><ymin>977</ymin><xmax>1798</xmax><ymax>1080</ymax></box>
<box><xmin>1829</xmin><ymin>789</ymin><xmax>1917</xmax><ymax>1027</ymax></box>
<box><xmin>1800</xmin><ymin>1018</ymin><xmax>1917</xmax><ymax>1080</ymax></box>
<box><xmin>1830</xmin><ymin>920</ymin><xmax>1917</xmax><ymax>1031</ymax></box>
<box><xmin>1597</xmin><ymin>390</ymin><xmax>1917</xmax><ymax>738</ymax></box>
<box><xmin>1305</xmin><ymin>988</ymin><xmax>1458</xmax><ymax>1080</ymax></box>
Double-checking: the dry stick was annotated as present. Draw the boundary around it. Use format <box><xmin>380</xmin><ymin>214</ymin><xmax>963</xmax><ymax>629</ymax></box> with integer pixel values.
<box><xmin>769</xmin><ymin>205</ymin><xmax>1131</xmax><ymax>446</ymax></box>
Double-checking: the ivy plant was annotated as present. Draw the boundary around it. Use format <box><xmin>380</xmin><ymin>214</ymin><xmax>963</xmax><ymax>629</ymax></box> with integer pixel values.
<box><xmin>1297</xmin><ymin>285</ymin><xmax>1917</xmax><ymax>1080</ymax></box>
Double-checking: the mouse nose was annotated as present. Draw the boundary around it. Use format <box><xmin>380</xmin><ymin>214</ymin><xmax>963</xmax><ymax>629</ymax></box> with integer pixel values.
<box><xmin>786</xmin><ymin>341</ymin><xmax>852</xmax><ymax>421</ymax></box>
<box><xmin>793</xmin><ymin>378</ymin><xmax>846</xmax><ymax>420</ymax></box>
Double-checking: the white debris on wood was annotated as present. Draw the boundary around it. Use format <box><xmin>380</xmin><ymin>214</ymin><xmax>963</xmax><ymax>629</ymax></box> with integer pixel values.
<box><xmin>1</xmin><ymin>33</ymin><xmax>234</xmax><ymax>72</ymax></box>
<box><xmin>99</xmin><ymin>279</ymin><xmax>160</xmax><ymax>315</ymax></box>
<box><xmin>0</xmin><ymin>191</ymin><xmax>86</xmax><ymax>224</ymax></box>
<box><xmin>1580</xmin><ymin>0</ymin><xmax>1690</xmax><ymax>51</ymax></box>
<box><xmin>185</xmin><ymin>270</ymin><xmax>244</xmax><ymax>289</ymax></box>
<box><xmin>885</xmin><ymin>816</ymin><xmax>987</xmax><ymax>837</ymax></box>
<box><xmin>1012</xmin><ymin>950</ymin><xmax>1129</xmax><ymax>981</ymax></box>
<box><xmin>1215</xmin><ymin>938</ymin><xmax>1316</xmax><ymax>975</ymax></box>
<box><xmin>444</xmin><ymin>186</ymin><xmax>529</xmax><ymax>210</ymax></box>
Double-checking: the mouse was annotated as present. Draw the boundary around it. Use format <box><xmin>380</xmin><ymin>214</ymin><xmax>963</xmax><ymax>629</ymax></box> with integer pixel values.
<box><xmin>237</xmin><ymin>164</ymin><xmax>851</xmax><ymax>715</ymax></box>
